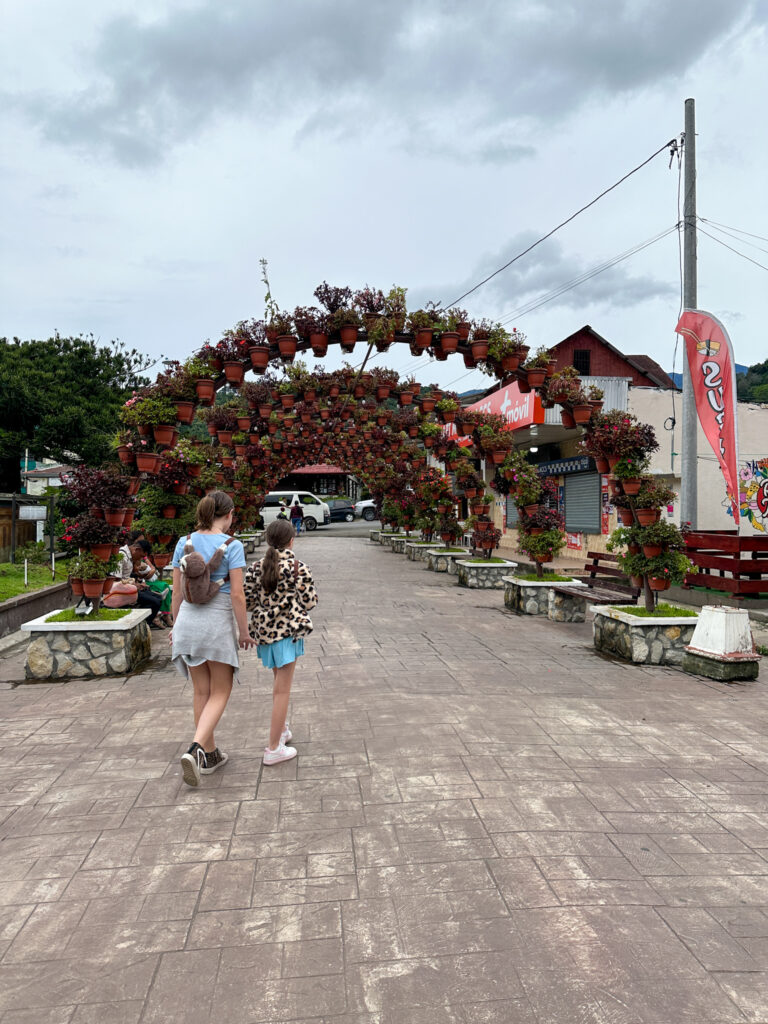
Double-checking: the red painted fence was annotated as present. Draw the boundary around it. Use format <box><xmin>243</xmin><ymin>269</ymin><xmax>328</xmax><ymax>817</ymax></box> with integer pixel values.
<box><xmin>684</xmin><ymin>531</ymin><xmax>768</xmax><ymax>597</ymax></box>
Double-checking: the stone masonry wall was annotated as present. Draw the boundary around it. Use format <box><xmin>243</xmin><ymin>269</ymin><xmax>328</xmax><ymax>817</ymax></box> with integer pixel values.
<box><xmin>457</xmin><ymin>562</ymin><xmax>513</xmax><ymax>590</ymax></box>
<box><xmin>594</xmin><ymin>614</ymin><xmax>697</xmax><ymax>666</ymax></box>
<box><xmin>25</xmin><ymin>620</ymin><xmax>152</xmax><ymax>681</ymax></box>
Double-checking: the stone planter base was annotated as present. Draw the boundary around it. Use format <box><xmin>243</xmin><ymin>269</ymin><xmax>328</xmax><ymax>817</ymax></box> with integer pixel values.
<box><xmin>405</xmin><ymin>542</ymin><xmax>444</xmax><ymax>562</ymax></box>
<box><xmin>379</xmin><ymin>532</ymin><xmax>400</xmax><ymax>547</ymax></box>
<box><xmin>21</xmin><ymin>608</ymin><xmax>152</xmax><ymax>681</ymax></box>
<box><xmin>369</xmin><ymin>529</ymin><xmax>380</xmax><ymax>543</ymax></box>
<box><xmin>682</xmin><ymin>650</ymin><xmax>760</xmax><ymax>681</ymax></box>
<box><xmin>457</xmin><ymin>560</ymin><xmax>518</xmax><ymax>589</ymax></box>
<box><xmin>427</xmin><ymin>550</ymin><xmax>470</xmax><ymax>575</ymax></box>
<box><xmin>503</xmin><ymin>576</ymin><xmax>586</xmax><ymax>617</ymax></box>
<box><xmin>592</xmin><ymin>606</ymin><xmax>697</xmax><ymax>666</ymax></box>
<box><xmin>238</xmin><ymin>531</ymin><xmax>264</xmax><ymax>556</ymax></box>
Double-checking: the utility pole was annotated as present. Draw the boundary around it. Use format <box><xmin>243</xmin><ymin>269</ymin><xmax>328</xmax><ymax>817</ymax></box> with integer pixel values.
<box><xmin>680</xmin><ymin>97</ymin><xmax>698</xmax><ymax>529</ymax></box>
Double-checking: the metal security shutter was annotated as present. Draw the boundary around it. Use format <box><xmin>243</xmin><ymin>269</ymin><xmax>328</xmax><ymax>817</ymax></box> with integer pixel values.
<box><xmin>564</xmin><ymin>472</ymin><xmax>600</xmax><ymax>532</ymax></box>
<box><xmin>505</xmin><ymin>495</ymin><xmax>519</xmax><ymax>528</ymax></box>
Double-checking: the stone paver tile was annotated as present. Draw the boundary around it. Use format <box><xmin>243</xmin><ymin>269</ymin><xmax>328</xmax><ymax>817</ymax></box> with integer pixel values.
<box><xmin>488</xmin><ymin>858</ymin><xmax>559</xmax><ymax>910</ymax></box>
<box><xmin>69</xmin><ymin>1002</ymin><xmax>143</xmax><ymax>1024</ymax></box>
<box><xmin>232</xmin><ymin>799</ymin><xmax>281</xmax><ymax>834</ymax></box>
<box><xmin>250</xmin><ymin>874</ymin><xmax>358</xmax><ymax>907</ymax></box>
<box><xmin>211</xmin><ymin>946</ymin><xmax>342</xmax><ymax>1021</ymax></box>
<box><xmin>647</xmin><ymin>874</ymin><xmax>768</xmax><ymax>907</ymax></box>
<box><xmin>281</xmin><ymin>936</ymin><xmax>344</xmax><ymax>977</ymax></box>
<box><xmin>345</xmin><ymin>952</ymin><xmax>527</xmax><ymax>1014</ymax></box>
<box><xmin>0</xmin><ymin>876</ymin><xmax>71</xmax><ymax>906</ymax></box>
<box><xmin>0</xmin><ymin>905</ymin><xmax>34</xmax><ymax>944</ymax></box>
<box><xmin>129</xmin><ymin>840</ymin><xmax>230</xmax><ymax>865</ymax></box>
<box><xmin>187</xmin><ymin>902</ymin><xmax>341</xmax><ymax>949</ymax></box>
<box><xmin>4</xmin><ymin>900</ymin><xmax>88</xmax><ymax>962</ymax></box>
<box><xmin>25</xmin><ymin>855</ymin><xmax>87</xmax><ymax>880</ymax></box>
<box><xmin>461</xmin><ymin>999</ymin><xmax>540</xmax><ymax>1023</ymax></box>
<box><xmin>666</xmin><ymin>853</ymin><xmax>768</xmax><ymax>876</ymax></box>
<box><xmin>607</xmin><ymin>832</ymin><xmax>689</xmax><ymax>875</ymax></box>
<box><xmin>0</xmin><ymin>956</ymin><xmax>159</xmax><ymax>1013</ymax></box>
<box><xmin>1</xmin><ymin>1010</ymin><xmax>75</xmax><ymax>1024</ymax></box>
<box><xmin>198</xmin><ymin>860</ymin><xmax>256</xmax><ymax>912</ymax></box>
<box><xmin>77</xmin><ymin>896</ymin><xmax>142</xmax><ymax>927</ymax></box>
<box><xmin>230</xmin><ymin>827</ymin><xmax>352</xmax><ymax>860</ymax></box>
<box><xmin>534</xmin><ymin>855</ymin><xmax>641</xmax><ymax>880</ymax></box>
<box><xmin>713</xmin><ymin>972</ymin><xmax>768</xmax><ymax>1022</ymax></box>
<box><xmin>141</xmin><ymin>949</ymin><xmax>220</xmax><ymax>1023</ymax></box>
<box><xmin>658</xmin><ymin>907</ymin><xmax>760</xmax><ymax>971</ymax></box>
<box><xmin>341</xmin><ymin>898</ymin><xmax>404</xmax><ymax>963</ymax></box>
<box><xmin>62</xmin><ymin>919</ymin><xmax>190</xmax><ymax>959</ymax></box>
<box><xmin>548</xmin><ymin>877</ymin><xmax>663</xmax><ymax>906</ymax></box>
<box><xmin>307</xmin><ymin>851</ymin><xmax>357</xmax><ymax>876</ymax></box>
<box><xmin>62</xmin><ymin>863</ymin><xmax>206</xmax><ymax>900</ymax></box>
<box><xmin>253</xmin><ymin>855</ymin><xmax>308</xmax><ymax>880</ymax></box>
<box><xmin>604</xmin><ymin>811</ymin><xmax>726</xmax><ymax>833</ymax></box>
<box><xmin>492</xmin><ymin>831</ymin><xmax>618</xmax><ymax>858</ymax></box>
<box><xmin>358</xmin><ymin>861</ymin><xmax>494</xmax><ymax>898</ymax></box>
<box><xmin>709</xmin><ymin>908</ymin><xmax>768</xmax><ymax>938</ymax></box>
<box><xmin>138</xmin><ymin>891</ymin><xmax>200</xmax><ymax>921</ymax></box>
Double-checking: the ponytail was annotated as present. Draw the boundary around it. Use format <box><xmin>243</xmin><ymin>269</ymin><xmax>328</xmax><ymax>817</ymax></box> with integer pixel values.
<box><xmin>196</xmin><ymin>490</ymin><xmax>234</xmax><ymax>531</ymax></box>
<box><xmin>262</xmin><ymin>519</ymin><xmax>295</xmax><ymax>594</ymax></box>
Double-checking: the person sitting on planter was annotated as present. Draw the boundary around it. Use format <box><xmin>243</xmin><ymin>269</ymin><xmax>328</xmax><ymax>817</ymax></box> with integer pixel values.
<box><xmin>114</xmin><ymin>534</ymin><xmax>164</xmax><ymax>628</ymax></box>
<box><xmin>134</xmin><ymin>538</ymin><xmax>173</xmax><ymax>626</ymax></box>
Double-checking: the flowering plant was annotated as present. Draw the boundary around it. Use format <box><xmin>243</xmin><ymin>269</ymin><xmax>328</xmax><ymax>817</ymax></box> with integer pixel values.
<box><xmin>517</xmin><ymin>528</ymin><xmax>566</xmax><ymax>562</ymax></box>
<box><xmin>313</xmin><ymin>282</ymin><xmax>352</xmax><ymax>314</ymax></box>
<box><xmin>216</xmin><ymin>332</ymin><xmax>251</xmax><ymax>362</ymax></box>
<box><xmin>354</xmin><ymin>286</ymin><xmax>385</xmax><ymax>315</ymax></box>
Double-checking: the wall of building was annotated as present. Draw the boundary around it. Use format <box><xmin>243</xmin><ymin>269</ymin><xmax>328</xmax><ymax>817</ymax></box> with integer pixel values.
<box><xmin>550</xmin><ymin>330</ymin><xmax>655</xmax><ymax>386</ymax></box>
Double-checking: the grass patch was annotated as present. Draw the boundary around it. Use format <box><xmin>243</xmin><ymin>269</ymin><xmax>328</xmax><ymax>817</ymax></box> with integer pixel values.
<box><xmin>613</xmin><ymin>603</ymin><xmax>698</xmax><ymax>618</ymax></box>
<box><xmin>517</xmin><ymin>573</ymin><xmax>576</xmax><ymax>582</ymax></box>
<box><xmin>466</xmin><ymin>557</ymin><xmax>509</xmax><ymax>564</ymax></box>
<box><xmin>46</xmin><ymin>608</ymin><xmax>132</xmax><ymax>623</ymax></box>
<box><xmin>0</xmin><ymin>563</ymin><xmax>62</xmax><ymax>602</ymax></box>
<box><xmin>441</xmin><ymin>547</ymin><xmax>467</xmax><ymax>553</ymax></box>
<box><xmin>756</xmin><ymin>643</ymin><xmax>768</xmax><ymax>656</ymax></box>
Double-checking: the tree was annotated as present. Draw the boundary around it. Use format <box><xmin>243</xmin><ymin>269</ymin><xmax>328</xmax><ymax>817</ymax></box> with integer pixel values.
<box><xmin>736</xmin><ymin>358</ymin><xmax>768</xmax><ymax>404</ymax></box>
<box><xmin>0</xmin><ymin>334</ymin><xmax>152</xmax><ymax>492</ymax></box>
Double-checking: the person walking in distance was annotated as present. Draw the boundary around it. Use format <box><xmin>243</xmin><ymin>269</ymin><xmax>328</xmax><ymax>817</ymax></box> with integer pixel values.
<box><xmin>170</xmin><ymin>491</ymin><xmax>256</xmax><ymax>786</ymax></box>
<box><xmin>289</xmin><ymin>498</ymin><xmax>304</xmax><ymax>535</ymax></box>
<box><xmin>244</xmin><ymin>519</ymin><xmax>318</xmax><ymax>765</ymax></box>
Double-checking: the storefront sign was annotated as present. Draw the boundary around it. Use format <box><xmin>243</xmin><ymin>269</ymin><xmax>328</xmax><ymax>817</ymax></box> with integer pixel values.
<box><xmin>536</xmin><ymin>455</ymin><xmax>591</xmax><ymax>477</ymax></box>
<box><xmin>18</xmin><ymin>506</ymin><xmax>47</xmax><ymax>521</ymax></box>
<box><xmin>675</xmin><ymin>309</ymin><xmax>740</xmax><ymax>522</ymax></box>
<box><xmin>464</xmin><ymin>381</ymin><xmax>544</xmax><ymax>428</ymax></box>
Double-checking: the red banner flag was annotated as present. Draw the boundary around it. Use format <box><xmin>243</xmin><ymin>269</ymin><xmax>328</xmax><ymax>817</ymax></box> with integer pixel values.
<box><xmin>675</xmin><ymin>309</ymin><xmax>740</xmax><ymax>524</ymax></box>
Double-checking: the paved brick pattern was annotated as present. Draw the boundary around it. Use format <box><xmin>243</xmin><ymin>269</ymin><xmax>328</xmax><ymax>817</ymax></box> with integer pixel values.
<box><xmin>1</xmin><ymin>534</ymin><xmax>767</xmax><ymax>1022</ymax></box>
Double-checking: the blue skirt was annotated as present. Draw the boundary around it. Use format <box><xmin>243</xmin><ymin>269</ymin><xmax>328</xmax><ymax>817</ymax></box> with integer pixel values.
<box><xmin>257</xmin><ymin>636</ymin><xmax>305</xmax><ymax>669</ymax></box>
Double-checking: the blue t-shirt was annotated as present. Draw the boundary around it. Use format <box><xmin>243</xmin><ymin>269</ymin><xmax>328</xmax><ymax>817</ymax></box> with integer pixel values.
<box><xmin>172</xmin><ymin>532</ymin><xmax>246</xmax><ymax>594</ymax></box>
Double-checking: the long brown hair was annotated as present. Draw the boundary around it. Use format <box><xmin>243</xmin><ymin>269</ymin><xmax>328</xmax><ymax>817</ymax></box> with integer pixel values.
<box><xmin>195</xmin><ymin>491</ymin><xmax>234</xmax><ymax>530</ymax></box>
<box><xmin>262</xmin><ymin>519</ymin><xmax>295</xmax><ymax>594</ymax></box>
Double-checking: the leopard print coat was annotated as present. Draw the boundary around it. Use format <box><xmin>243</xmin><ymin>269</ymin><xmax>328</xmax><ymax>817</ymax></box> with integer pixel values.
<box><xmin>243</xmin><ymin>549</ymin><xmax>318</xmax><ymax>644</ymax></box>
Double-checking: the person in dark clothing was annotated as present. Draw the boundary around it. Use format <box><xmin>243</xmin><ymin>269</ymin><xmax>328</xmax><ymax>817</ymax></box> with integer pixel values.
<box><xmin>289</xmin><ymin>499</ymin><xmax>304</xmax><ymax>535</ymax></box>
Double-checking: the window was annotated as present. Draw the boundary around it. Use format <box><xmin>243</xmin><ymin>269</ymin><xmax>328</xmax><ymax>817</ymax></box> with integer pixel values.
<box><xmin>573</xmin><ymin>349</ymin><xmax>591</xmax><ymax>376</ymax></box>
<box><xmin>263</xmin><ymin>495</ymin><xmax>281</xmax><ymax>507</ymax></box>
<box><xmin>299</xmin><ymin>494</ymin><xmax>320</xmax><ymax>505</ymax></box>
<box><xmin>564</xmin><ymin>473</ymin><xmax>600</xmax><ymax>532</ymax></box>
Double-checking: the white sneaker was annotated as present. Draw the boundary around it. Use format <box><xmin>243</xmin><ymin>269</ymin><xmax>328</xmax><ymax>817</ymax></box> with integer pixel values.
<box><xmin>281</xmin><ymin>723</ymin><xmax>292</xmax><ymax>743</ymax></box>
<box><xmin>263</xmin><ymin>743</ymin><xmax>297</xmax><ymax>766</ymax></box>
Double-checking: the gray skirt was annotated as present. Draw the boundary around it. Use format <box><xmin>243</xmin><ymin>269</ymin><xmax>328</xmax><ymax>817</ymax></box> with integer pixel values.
<box><xmin>171</xmin><ymin>591</ymin><xmax>240</xmax><ymax>681</ymax></box>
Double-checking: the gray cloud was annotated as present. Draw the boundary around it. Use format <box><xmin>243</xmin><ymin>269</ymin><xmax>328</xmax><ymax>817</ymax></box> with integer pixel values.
<box><xmin>409</xmin><ymin>231</ymin><xmax>676</xmax><ymax>316</ymax></box>
<box><xmin>11</xmin><ymin>0</ymin><xmax>763</xmax><ymax>166</ymax></box>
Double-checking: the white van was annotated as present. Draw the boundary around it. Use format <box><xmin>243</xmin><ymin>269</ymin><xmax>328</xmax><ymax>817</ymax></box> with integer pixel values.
<box><xmin>261</xmin><ymin>490</ymin><xmax>331</xmax><ymax>531</ymax></box>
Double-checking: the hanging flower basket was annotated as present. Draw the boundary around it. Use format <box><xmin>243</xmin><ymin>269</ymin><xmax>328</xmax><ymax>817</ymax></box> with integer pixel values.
<box><xmin>560</xmin><ymin>410</ymin><xmax>576</xmax><ymax>429</ymax></box>
<box><xmin>82</xmin><ymin>578</ymin><xmax>107</xmax><ymax>599</ymax></box>
<box><xmin>309</xmin><ymin>332</ymin><xmax>328</xmax><ymax>357</ymax></box>
<box><xmin>195</xmin><ymin>379</ymin><xmax>216</xmax><ymax>404</ymax></box>
<box><xmin>249</xmin><ymin>345</ymin><xmax>270</xmax><ymax>370</ymax></box>
<box><xmin>440</xmin><ymin>331</ymin><xmax>459</xmax><ymax>353</ymax></box>
<box><xmin>153</xmin><ymin>553</ymin><xmax>172</xmax><ymax>569</ymax></box>
<box><xmin>648</xmin><ymin>576</ymin><xmax>670</xmax><ymax>591</ymax></box>
<box><xmin>470</xmin><ymin>340</ymin><xmax>489</xmax><ymax>360</ymax></box>
<box><xmin>153</xmin><ymin>424</ymin><xmax>176</xmax><ymax>446</ymax></box>
<box><xmin>622</xmin><ymin>478</ymin><xmax>641</xmax><ymax>496</ymax></box>
<box><xmin>635</xmin><ymin>508</ymin><xmax>657</xmax><ymax>526</ymax></box>
<box><xmin>572</xmin><ymin>404</ymin><xmax>592</xmax><ymax>424</ymax></box>
<box><xmin>277</xmin><ymin>335</ymin><xmax>297</xmax><ymax>361</ymax></box>
<box><xmin>339</xmin><ymin>326</ymin><xmax>358</xmax><ymax>352</ymax></box>
<box><xmin>161</xmin><ymin>506</ymin><xmax>178</xmax><ymax>519</ymax></box>
<box><xmin>116</xmin><ymin>446</ymin><xmax>135</xmax><ymax>466</ymax></box>
<box><xmin>88</xmin><ymin>543</ymin><xmax>114</xmax><ymax>561</ymax></box>
<box><xmin>103</xmin><ymin>508</ymin><xmax>127</xmax><ymax>527</ymax></box>
<box><xmin>175</xmin><ymin>401</ymin><xmax>196</xmax><ymax>425</ymax></box>
<box><xmin>619</xmin><ymin>508</ymin><xmax>635</xmax><ymax>526</ymax></box>
<box><xmin>135</xmin><ymin>452</ymin><xmax>161</xmax><ymax>474</ymax></box>
<box><xmin>526</xmin><ymin>368</ymin><xmax>547</xmax><ymax>388</ymax></box>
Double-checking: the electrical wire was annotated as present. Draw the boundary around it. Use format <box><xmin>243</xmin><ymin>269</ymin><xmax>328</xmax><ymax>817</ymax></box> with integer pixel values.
<box><xmin>698</xmin><ymin>217</ymin><xmax>768</xmax><ymax>245</ymax></box>
<box><xmin>697</xmin><ymin>226</ymin><xmax>768</xmax><ymax>273</ymax></box>
<box><xmin>494</xmin><ymin>226</ymin><xmax>677</xmax><ymax>325</ymax></box>
<box><xmin>697</xmin><ymin>218</ymin><xmax>768</xmax><ymax>257</ymax></box>
<box><xmin>443</xmin><ymin>137</ymin><xmax>678</xmax><ymax>308</ymax></box>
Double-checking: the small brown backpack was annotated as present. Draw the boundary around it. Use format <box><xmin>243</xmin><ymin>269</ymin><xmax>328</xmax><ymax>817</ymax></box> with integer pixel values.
<box><xmin>179</xmin><ymin>537</ymin><xmax>235</xmax><ymax>605</ymax></box>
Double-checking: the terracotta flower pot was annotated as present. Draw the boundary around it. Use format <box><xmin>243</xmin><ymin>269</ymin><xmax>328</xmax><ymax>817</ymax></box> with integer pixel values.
<box><xmin>135</xmin><ymin>452</ymin><xmax>161</xmax><ymax>474</ymax></box>
<box><xmin>440</xmin><ymin>331</ymin><xmax>459</xmax><ymax>353</ymax></box>
<box><xmin>501</xmin><ymin>353</ymin><xmax>521</xmax><ymax>372</ymax></box>
<box><xmin>217</xmin><ymin>431</ymin><xmax>233</xmax><ymax>445</ymax></box>
<box><xmin>635</xmin><ymin>508</ymin><xmax>657</xmax><ymax>526</ymax></box>
<box><xmin>175</xmin><ymin>401</ymin><xmax>196</xmax><ymax>425</ymax></box>
<box><xmin>560</xmin><ymin>410</ymin><xmax>576</xmax><ymax>429</ymax></box>
<box><xmin>339</xmin><ymin>326</ymin><xmax>358</xmax><ymax>351</ymax></box>
<box><xmin>619</xmin><ymin>508</ymin><xmax>635</xmax><ymax>526</ymax></box>
<box><xmin>523</xmin><ymin>504</ymin><xmax>540</xmax><ymax>516</ymax></box>
<box><xmin>648</xmin><ymin>577</ymin><xmax>670</xmax><ymax>591</ymax></box>
<box><xmin>223</xmin><ymin>361</ymin><xmax>245</xmax><ymax>384</ymax></box>
<box><xmin>642</xmin><ymin>544</ymin><xmax>662</xmax><ymax>558</ymax></box>
<box><xmin>622</xmin><ymin>478</ymin><xmax>641</xmax><ymax>496</ymax></box>
<box><xmin>526</xmin><ymin>368</ymin><xmax>547</xmax><ymax>388</ymax></box>
<box><xmin>277</xmin><ymin>336</ymin><xmax>297</xmax><ymax>361</ymax></box>
<box><xmin>470</xmin><ymin>339</ymin><xmax>489</xmax><ymax>360</ymax></box>
<box><xmin>69</xmin><ymin>577</ymin><xmax>84</xmax><ymax>596</ymax></box>
<box><xmin>123</xmin><ymin>509</ymin><xmax>136</xmax><ymax>527</ymax></box>
<box><xmin>572</xmin><ymin>404</ymin><xmax>592</xmax><ymax>425</ymax></box>
<box><xmin>89</xmin><ymin>505</ymin><xmax>104</xmax><ymax>519</ymax></box>
<box><xmin>82</xmin><ymin>578</ymin><xmax>107</xmax><ymax>599</ymax></box>
<box><xmin>153</xmin><ymin>553</ymin><xmax>172</xmax><ymax>569</ymax></box>
<box><xmin>88</xmin><ymin>543</ymin><xmax>114</xmax><ymax>561</ymax></box>
<box><xmin>161</xmin><ymin>506</ymin><xmax>178</xmax><ymax>519</ymax></box>
<box><xmin>103</xmin><ymin>508</ymin><xmax>127</xmax><ymax>527</ymax></box>
<box><xmin>126</xmin><ymin>476</ymin><xmax>141</xmax><ymax>495</ymax></box>
<box><xmin>195</xmin><ymin>379</ymin><xmax>216</xmax><ymax>404</ymax></box>
<box><xmin>414</xmin><ymin>328</ymin><xmax>433</xmax><ymax>349</ymax></box>
<box><xmin>595</xmin><ymin>458</ymin><xmax>610</xmax><ymax>473</ymax></box>
<box><xmin>398</xmin><ymin>391</ymin><xmax>414</xmax><ymax>406</ymax></box>
<box><xmin>116</xmin><ymin>445</ymin><xmax>135</xmax><ymax>465</ymax></box>
<box><xmin>249</xmin><ymin>345</ymin><xmax>270</xmax><ymax>370</ymax></box>
<box><xmin>188</xmin><ymin>464</ymin><xmax>203</xmax><ymax>478</ymax></box>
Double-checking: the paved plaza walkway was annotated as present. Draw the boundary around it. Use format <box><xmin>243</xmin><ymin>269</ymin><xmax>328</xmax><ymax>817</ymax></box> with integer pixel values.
<box><xmin>1</xmin><ymin>533</ymin><xmax>768</xmax><ymax>1022</ymax></box>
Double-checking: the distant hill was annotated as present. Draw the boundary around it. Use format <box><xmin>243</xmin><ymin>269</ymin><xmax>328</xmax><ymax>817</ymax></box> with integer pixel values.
<box><xmin>736</xmin><ymin>359</ymin><xmax>768</xmax><ymax>403</ymax></box>
<box><xmin>669</xmin><ymin>363</ymin><xmax>749</xmax><ymax>390</ymax></box>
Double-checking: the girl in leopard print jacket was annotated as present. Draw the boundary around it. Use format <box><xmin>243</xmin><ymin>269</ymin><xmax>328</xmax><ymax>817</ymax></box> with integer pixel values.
<box><xmin>243</xmin><ymin>520</ymin><xmax>318</xmax><ymax>765</ymax></box>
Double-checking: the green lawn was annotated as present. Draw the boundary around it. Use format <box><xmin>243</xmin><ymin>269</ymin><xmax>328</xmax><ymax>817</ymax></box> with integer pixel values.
<box><xmin>614</xmin><ymin>603</ymin><xmax>698</xmax><ymax>618</ymax></box>
<box><xmin>46</xmin><ymin>608</ymin><xmax>131</xmax><ymax>623</ymax></box>
<box><xmin>517</xmin><ymin>572</ymin><xmax>576</xmax><ymax>582</ymax></box>
<box><xmin>0</xmin><ymin>563</ymin><xmax>61</xmax><ymax>602</ymax></box>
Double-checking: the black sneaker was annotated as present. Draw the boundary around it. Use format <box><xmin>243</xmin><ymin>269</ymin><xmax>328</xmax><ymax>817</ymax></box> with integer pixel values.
<box><xmin>180</xmin><ymin>742</ymin><xmax>206</xmax><ymax>786</ymax></box>
<box><xmin>200</xmin><ymin>748</ymin><xmax>229</xmax><ymax>775</ymax></box>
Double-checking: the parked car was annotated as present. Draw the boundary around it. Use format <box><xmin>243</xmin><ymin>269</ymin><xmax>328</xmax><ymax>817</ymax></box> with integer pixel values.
<box><xmin>327</xmin><ymin>499</ymin><xmax>356</xmax><ymax>523</ymax></box>
<box><xmin>354</xmin><ymin>498</ymin><xmax>378</xmax><ymax>522</ymax></box>
<box><xmin>261</xmin><ymin>491</ymin><xmax>331</xmax><ymax>531</ymax></box>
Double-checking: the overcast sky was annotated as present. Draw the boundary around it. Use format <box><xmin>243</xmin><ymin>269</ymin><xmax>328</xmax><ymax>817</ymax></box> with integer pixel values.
<box><xmin>2</xmin><ymin>0</ymin><xmax>766</xmax><ymax>393</ymax></box>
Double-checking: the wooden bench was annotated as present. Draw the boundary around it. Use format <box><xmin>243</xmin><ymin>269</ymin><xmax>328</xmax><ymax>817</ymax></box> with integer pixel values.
<box><xmin>550</xmin><ymin>551</ymin><xmax>641</xmax><ymax>615</ymax></box>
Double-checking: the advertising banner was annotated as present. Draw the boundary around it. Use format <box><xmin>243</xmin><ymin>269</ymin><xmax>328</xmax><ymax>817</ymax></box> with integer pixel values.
<box><xmin>675</xmin><ymin>309</ymin><xmax>740</xmax><ymax>523</ymax></box>
<box><xmin>446</xmin><ymin>381</ymin><xmax>545</xmax><ymax>447</ymax></box>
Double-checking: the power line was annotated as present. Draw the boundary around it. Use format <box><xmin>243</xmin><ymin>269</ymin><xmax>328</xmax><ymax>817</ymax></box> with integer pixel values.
<box><xmin>698</xmin><ymin>218</ymin><xmax>768</xmax><ymax>257</ymax></box>
<box><xmin>496</xmin><ymin>225</ymin><xmax>677</xmax><ymax>325</ymax></box>
<box><xmin>444</xmin><ymin>137</ymin><xmax>679</xmax><ymax>308</ymax></box>
<box><xmin>697</xmin><ymin>226</ymin><xmax>768</xmax><ymax>273</ymax></box>
<box><xmin>698</xmin><ymin>217</ymin><xmax>768</xmax><ymax>245</ymax></box>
